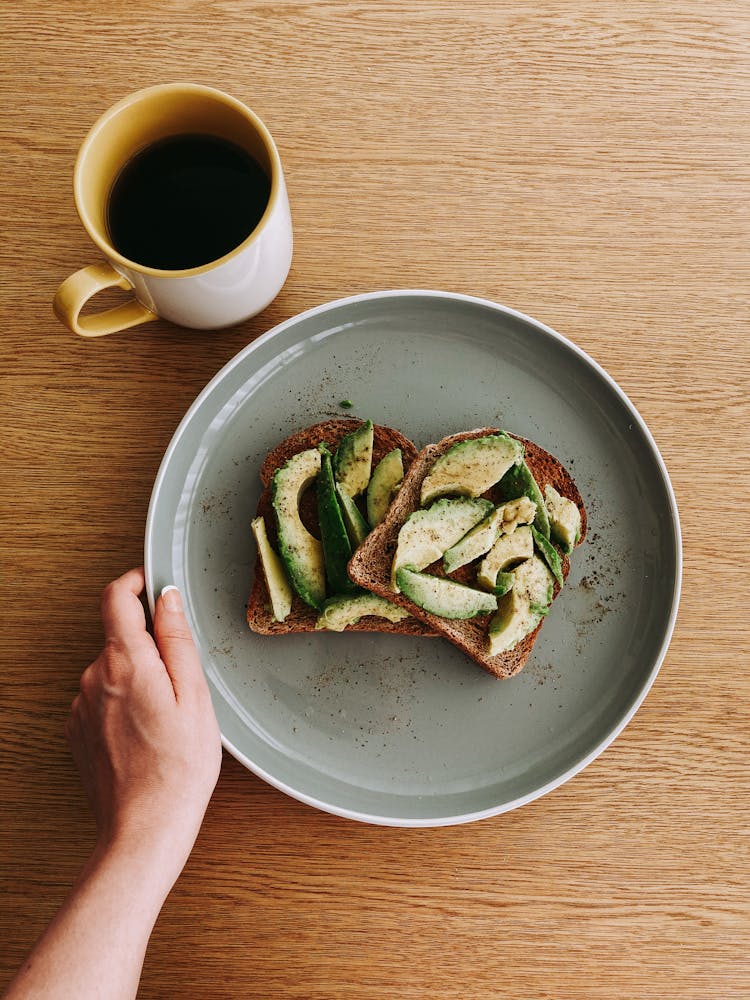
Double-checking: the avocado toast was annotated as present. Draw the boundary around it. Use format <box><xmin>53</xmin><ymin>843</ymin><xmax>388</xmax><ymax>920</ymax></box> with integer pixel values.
<box><xmin>347</xmin><ymin>427</ymin><xmax>587</xmax><ymax>679</ymax></box>
<box><xmin>247</xmin><ymin>418</ymin><xmax>435</xmax><ymax>636</ymax></box>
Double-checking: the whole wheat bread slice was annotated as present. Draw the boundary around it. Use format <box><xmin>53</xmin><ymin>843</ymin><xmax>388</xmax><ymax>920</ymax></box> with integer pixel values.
<box><xmin>347</xmin><ymin>427</ymin><xmax>587</xmax><ymax>678</ymax></box>
<box><xmin>247</xmin><ymin>418</ymin><xmax>436</xmax><ymax>636</ymax></box>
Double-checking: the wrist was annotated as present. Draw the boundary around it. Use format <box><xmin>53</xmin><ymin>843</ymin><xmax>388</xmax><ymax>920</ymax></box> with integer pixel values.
<box><xmin>90</xmin><ymin>824</ymin><xmax>193</xmax><ymax>904</ymax></box>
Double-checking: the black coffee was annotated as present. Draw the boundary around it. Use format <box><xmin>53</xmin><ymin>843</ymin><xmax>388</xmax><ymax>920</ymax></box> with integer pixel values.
<box><xmin>106</xmin><ymin>133</ymin><xmax>271</xmax><ymax>270</ymax></box>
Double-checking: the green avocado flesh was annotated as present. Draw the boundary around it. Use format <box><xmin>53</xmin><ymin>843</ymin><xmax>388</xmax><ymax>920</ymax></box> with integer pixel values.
<box><xmin>391</xmin><ymin>497</ymin><xmax>494</xmax><ymax>591</ymax></box>
<box><xmin>366</xmin><ymin>448</ymin><xmax>404</xmax><ymax>527</ymax></box>
<box><xmin>531</xmin><ymin>525</ymin><xmax>564</xmax><ymax>587</ymax></box>
<box><xmin>333</xmin><ymin>420</ymin><xmax>374</xmax><ymax>498</ymax></box>
<box><xmin>419</xmin><ymin>433</ymin><xmax>523</xmax><ymax>505</ymax></box>
<box><xmin>497</xmin><ymin>460</ymin><xmax>550</xmax><ymax>538</ymax></box>
<box><xmin>544</xmin><ymin>484</ymin><xmax>581</xmax><ymax>555</ymax></box>
<box><xmin>316</xmin><ymin>593</ymin><xmax>409</xmax><ymax>631</ymax></box>
<box><xmin>442</xmin><ymin>496</ymin><xmax>538</xmax><ymax>575</ymax></box>
<box><xmin>336</xmin><ymin>483</ymin><xmax>370</xmax><ymax>547</ymax></box>
<box><xmin>272</xmin><ymin>449</ymin><xmax>326</xmax><ymax>610</ymax></box>
<box><xmin>442</xmin><ymin>507</ymin><xmax>505</xmax><ymax>574</ymax></box>
<box><xmin>487</xmin><ymin>556</ymin><xmax>554</xmax><ymax>655</ymax></box>
<box><xmin>396</xmin><ymin>566</ymin><xmax>498</xmax><ymax>619</ymax></box>
<box><xmin>476</xmin><ymin>525</ymin><xmax>534</xmax><ymax>591</ymax></box>
<box><xmin>317</xmin><ymin>448</ymin><xmax>358</xmax><ymax>596</ymax></box>
<box><xmin>251</xmin><ymin>516</ymin><xmax>294</xmax><ymax>622</ymax></box>
<box><xmin>492</xmin><ymin>571</ymin><xmax>515</xmax><ymax>597</ymax></box>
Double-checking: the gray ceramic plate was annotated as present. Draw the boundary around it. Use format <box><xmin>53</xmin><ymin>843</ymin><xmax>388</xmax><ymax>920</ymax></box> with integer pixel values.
<box><xmin>145</xmin><ymin>290</ymin><xmax>681</xmax><ymax>826</ymax></box>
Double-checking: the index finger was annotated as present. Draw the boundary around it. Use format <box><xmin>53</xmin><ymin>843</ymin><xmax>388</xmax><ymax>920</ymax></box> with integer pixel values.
<box><xmin>100</xmin><ymin>566</ymin><xmax>150</xmax><ymax>649</ymax></box>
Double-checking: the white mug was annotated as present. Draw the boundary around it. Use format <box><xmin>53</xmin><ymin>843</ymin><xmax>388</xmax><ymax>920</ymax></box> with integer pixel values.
<box><xmin>54</xmin><ymin>83</ymin><xmax>293</xmax><ymax>337</ymax></box>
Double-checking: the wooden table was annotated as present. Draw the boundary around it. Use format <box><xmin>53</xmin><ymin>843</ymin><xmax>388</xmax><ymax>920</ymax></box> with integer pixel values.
<box><xmin>2</xmin><ymin>4</ymin><xmax>748</xmax><ymax>997</ymax></box>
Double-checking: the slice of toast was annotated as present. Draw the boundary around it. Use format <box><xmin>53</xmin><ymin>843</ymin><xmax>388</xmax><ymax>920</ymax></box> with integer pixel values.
<box><xmin>347</xmin><ymin>428</ymin><xmax>587</xmax><ymax>678</ymax></box>
<box><xmin>247</xmin><ymin>419</ymin><xmax>436</xmax><ymax>636</ymax></box>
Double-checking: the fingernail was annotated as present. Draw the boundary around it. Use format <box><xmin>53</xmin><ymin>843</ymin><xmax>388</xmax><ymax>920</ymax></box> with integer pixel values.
<box><xmin>161</xmin><ymin>585</ymin><xmax>182</xmax><ymax>612</ymax></box>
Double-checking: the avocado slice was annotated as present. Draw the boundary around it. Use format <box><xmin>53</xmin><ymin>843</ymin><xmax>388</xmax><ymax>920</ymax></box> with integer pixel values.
<box><xmin>251</xmin><ymin>516</ymin><xmax>294</xmax><ymax>622</ymax></box>
<box><xmin>476</xmin><ymin>525</ymin><xmax>534</xmax><ymax>591</ymax></box>
<box><xmin>492</xmin><ymin>571</ymin><xmax>515</xmax><ymax>597</ymax></box>
<box><xmin>272</xmin><ymin>448</ymin><xmax>326</xmax><ymax>610</ymax></box>
<box><xmin>487</xmin><ymin>556</ymin><xmax>554</xmax><ymax>655</ymax></box>
<box><xmin>366</xmin><ymin>448</ymin><xmax>404</xmax><ymax>527</ymax></box>
<box><xmin>391</xmin><ymin>497</ymin><xmax>494</xmax><ymax>592</ymax></box>
<box><xmin>420</xmin><ymin>433</ymin><xmax>524</xmax><ymax>506</ymax></box>
<box><xmin>316</xmin><ymin>593</ymin><xmax>410</xmax><ymax>632</ymax></box>
<box><xmin>442</xmin><ymin>496</ymin><xmax>538</xmax><ymax>573</ymax></box>
<box><xmin>442</xmin><ymin>507</ymin><xmax>504</xmax><ymax>574</ymax></box>
<box><xmin>335</xmin><ymin>483</ymin><xmax>370</xmax><ymax>547</ymax></box>
<box><xmin>317</xmin><ymin>447</ymin><xmax>358</xmax><ymax>596</ymax></box>
<box><xmin>544</xmin><ymin>484</ymin><xmax>582</xmax><ymax>554</ymax></box>
<box><xmin>396</xmin><ymin>566</ymin><xmax>498</xmax><ymax>619</ymax></box>
<box><xmin>531</xmin><ymin>525</ymin><xmax>564</xmax><ymax>588</ymax></box>
<box><xmin>498</xmin><ymin>495</ymin><xmax>538</xmax><ymax>534</ymax></box>
<box><xmin>497</xmin><ymin>460</ymin><xmax>550</xmax><ymax>538</ymax></box>
<box><xmin>333</xmin><ymin>419</ymin><xmax>374</xmax><ymax>498</ymax></box>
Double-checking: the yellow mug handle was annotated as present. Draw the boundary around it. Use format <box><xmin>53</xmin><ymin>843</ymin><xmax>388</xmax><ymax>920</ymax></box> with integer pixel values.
<box><xmin>53</xmin><ymin>262</ymin><xmax>158</xmax><ymax>338</ymax></box>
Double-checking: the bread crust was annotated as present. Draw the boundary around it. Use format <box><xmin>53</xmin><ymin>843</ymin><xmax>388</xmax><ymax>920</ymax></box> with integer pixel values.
<box><xmin>246</xmin><ymin>419</ymin><xmax>436</xmax><ymax>636</ymax></box>
<box><xmin>347</xmin><ymin>428</ymin><xmax>587</xmax><ymax>678</ymax></box>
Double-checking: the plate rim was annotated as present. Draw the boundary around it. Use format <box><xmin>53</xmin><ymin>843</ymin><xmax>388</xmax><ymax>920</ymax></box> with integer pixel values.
<box><xmin>144</xmin><ymin>288</ymin><xmax>683</xmax><ymax>827</ymax></box>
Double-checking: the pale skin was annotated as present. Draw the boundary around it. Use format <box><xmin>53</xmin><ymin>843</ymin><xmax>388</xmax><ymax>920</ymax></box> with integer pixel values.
<box><xmin>3</xmin><ymin>568</ymin><xmax>222</xmax><ymax>1000</ymax></box>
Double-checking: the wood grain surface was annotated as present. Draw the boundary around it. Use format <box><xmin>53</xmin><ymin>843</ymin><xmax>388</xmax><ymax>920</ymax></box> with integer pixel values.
<box><xmin>2</xmin><ymin>3</ymin><xmax>749</xmax><ymax>998</ymax></box>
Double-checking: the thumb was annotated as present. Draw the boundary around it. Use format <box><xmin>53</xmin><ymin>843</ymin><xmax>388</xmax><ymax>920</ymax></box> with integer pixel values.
<box><xmin>153</xmin><ymin>586</ymin><xmax>206</xmax><ymax>700</ymax></box>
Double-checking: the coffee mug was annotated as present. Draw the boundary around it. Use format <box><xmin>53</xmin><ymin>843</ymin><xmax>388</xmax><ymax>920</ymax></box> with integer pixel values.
<box><xmin>54</xmin><ymin>83</ymin><xmax>293</xmax><ymax>337</ymax></box>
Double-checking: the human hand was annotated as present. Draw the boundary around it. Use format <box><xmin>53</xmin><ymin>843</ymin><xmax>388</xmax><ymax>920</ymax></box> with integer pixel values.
<box><xmin>67</xmin><ymin>568</ymin><xmax>222</xmax><ymax>884</ymax></box>
<box><xmin>3</xmin><ymin>570</ymin><xmax>222</xmax><ymax>1000</ymax></box>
